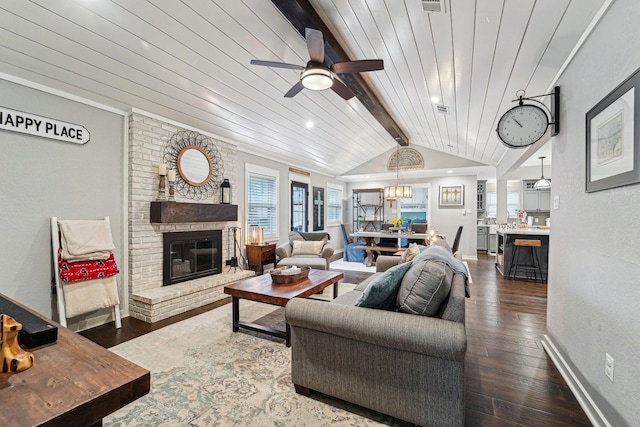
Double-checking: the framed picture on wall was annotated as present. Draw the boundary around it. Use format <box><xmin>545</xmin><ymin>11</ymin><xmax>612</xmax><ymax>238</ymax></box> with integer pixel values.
<box><xmin>439</xmin><ymin>184</ymin><xmax>464</xmax><ymax>207</ymax></box>
<box><xmin>586</xmin><ymin>67</ymin><xmax>640</xmax><ymax>192</ymax></box>
<box><xmin>312</xmin><ymin>186</ymin><xmax>324</xmax><ymax>231</ymax></box>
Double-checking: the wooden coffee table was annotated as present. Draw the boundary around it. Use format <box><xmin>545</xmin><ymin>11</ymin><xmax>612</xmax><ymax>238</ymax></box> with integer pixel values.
<box><xmin>223</xmin><ymin>269</ymin><xmax>344</xmax><ymax>346</ymax></box>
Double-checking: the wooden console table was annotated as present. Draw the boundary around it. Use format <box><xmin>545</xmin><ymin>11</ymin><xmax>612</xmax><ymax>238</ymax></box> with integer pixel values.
<box><xmin>0</xmin><ymin>294</ymin><xmax>150</xmax><ymax>426</ymax></box>
<box><xmin>246</xmin><ymin>243</ymin><xmax>276</xmax><ymax>275</ymax></box>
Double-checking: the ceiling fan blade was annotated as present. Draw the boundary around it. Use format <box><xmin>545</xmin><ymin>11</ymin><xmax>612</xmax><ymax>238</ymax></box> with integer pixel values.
<box><xmin>305</xmin><ymin>28</ymin><xmax>325</xmax><ymax>63</ymax></box>
<box><xmin>250</xmin><ymin>59</ymin><xmax>305</xmax><ymax>70</ymax></box>
<box><xmin>331</xmin><ymin>59</ymin><xmax>384</xmax><ymax>74</ymax></box>
<box><xmin>284</xmin><ymin>80</ymin><xmax>305</xmax><ymax>98</ymax></box>
<box><xmin>330</xmin><ymin>79</ymin><xmax>355</xmax><ymax>100</ymax></box>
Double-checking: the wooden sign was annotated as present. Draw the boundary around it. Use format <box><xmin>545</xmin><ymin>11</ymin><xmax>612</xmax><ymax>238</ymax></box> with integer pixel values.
<box><xmin>0</xmin><ymin>106</ymin><xmax>90</xmax><ymax>145</ymax></box>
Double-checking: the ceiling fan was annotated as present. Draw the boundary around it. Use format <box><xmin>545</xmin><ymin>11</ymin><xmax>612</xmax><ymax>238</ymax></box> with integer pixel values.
<box><xmin>250</xmin><ymin>28</ymin><xmax>383</xmax><ymax>100</ymax></box>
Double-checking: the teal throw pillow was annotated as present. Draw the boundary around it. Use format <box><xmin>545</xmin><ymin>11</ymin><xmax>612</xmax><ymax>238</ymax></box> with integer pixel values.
<box><xmin>354</xmin><ymin>262</ymin><xmax>413</xmax><ymax>311</ymax></box>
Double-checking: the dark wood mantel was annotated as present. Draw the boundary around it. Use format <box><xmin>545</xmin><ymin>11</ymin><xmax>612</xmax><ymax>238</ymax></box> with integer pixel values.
<box><xmin>150</xmin><ymin>201</ymin><xmax>238</xmax><ymax>223</ymax></box>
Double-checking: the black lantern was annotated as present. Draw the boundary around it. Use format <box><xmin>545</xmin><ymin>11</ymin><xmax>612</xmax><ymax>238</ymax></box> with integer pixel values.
<box><xmin>220</xmin><ymin>178</ymin><xmax>231</xmax><ymax>204</ymax></box>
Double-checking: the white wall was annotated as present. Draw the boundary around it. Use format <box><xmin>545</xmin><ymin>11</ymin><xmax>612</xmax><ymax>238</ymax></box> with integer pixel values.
<box><xmin>547</xmin><ymin>1</ymin><xmax>640</xmax><ymax>424</ymax></box>
<box><xmin>0</xmin><ymin>79</ymin><xmax>125</xmax><ymax>324</ymax></box>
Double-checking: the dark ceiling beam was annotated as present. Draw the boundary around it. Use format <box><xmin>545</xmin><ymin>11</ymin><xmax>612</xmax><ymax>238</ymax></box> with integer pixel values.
<box><xmin>270</xmin><ymin>0</ymin><xmax>409</xmax><ymax>146</ymax></box>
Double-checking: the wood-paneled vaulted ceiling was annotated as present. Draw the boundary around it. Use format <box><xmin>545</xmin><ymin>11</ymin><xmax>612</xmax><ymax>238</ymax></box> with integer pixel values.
<box><xmin>0</xmin><ymin>0</ymin><xmax>607</xmax><ymax>176</ymax></box>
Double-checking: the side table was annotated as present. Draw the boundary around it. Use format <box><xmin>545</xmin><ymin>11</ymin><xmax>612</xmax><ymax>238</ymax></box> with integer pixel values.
<box><xmin>246</xmin><ymin>243</ymin><xmax>276</xmax><ymax>275</ymax></box>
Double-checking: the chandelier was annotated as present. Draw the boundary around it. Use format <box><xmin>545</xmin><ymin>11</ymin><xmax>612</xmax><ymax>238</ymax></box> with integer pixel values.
<box><xmin>384</xmin><ymin>144</ymin><xmax>413</xmax><ymax>200</ymax></box>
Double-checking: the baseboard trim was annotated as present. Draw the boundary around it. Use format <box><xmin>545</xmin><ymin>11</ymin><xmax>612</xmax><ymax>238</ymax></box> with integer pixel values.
<box><xmin>541</xmin><ymin>335</ymin><xmax>611</xmax><ymax>427</ymax></box>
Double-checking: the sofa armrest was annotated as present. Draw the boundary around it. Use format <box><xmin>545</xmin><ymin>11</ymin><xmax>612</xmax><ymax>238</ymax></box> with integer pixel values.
<box><xmin>286</xmin><ymin>299</ymin><xmax>466</xmax><ymax>361</ymax></box>
<box><xmin>275</xmin><ymin>242</ymin><xmax>292</xmax><ymax>259</ymax></box>
<box><xmin>375</xmin><ymin>255</ymin><xmax>400</xmax><ymax>272</ymax></box>
<box><xmin>321</xmin><ymin>242</ymin><xmax>334</xmax><ymax>261</ymax></box>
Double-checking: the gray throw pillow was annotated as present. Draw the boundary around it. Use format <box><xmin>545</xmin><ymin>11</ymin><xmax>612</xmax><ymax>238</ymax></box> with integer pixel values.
<box><xmin>396</xmin><ymin>260</ymin><xmax>453</xmax><ymax>316</ymax></box>
<box><xmin>354</xmin><ymin>262</ymin><xmax>413</xmax><ymax>311</ymax></box>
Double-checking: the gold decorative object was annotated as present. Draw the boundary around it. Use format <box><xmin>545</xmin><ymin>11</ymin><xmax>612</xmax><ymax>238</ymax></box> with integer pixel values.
<box><xmin>1</xmin><ymin>314</ymin><xmax>34</xmax><ymax>373</ymax></box>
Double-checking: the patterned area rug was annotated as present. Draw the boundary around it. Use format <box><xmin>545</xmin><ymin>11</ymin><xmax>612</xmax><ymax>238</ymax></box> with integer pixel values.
<box><xmin>105</xmin><ymin>284</ymin><xmax>412</xmax><ymax>426</ymax></box>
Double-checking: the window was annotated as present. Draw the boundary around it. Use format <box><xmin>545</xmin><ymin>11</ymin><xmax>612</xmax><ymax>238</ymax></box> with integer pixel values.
<box><xmin>246</xmin><ymin>164</ymin><xmax>279</xmax><ymax>240</ymax></box>
<box><xmin>486</xmin><ymin>191</ymin><xmax>520</xmax><ymax>217</ymax></box>
<box><xmin>326</xmin><ymin>184</ymin><xmax>343</xmax><ymax>225</ymax></box>
<box><xmin>486</xmin><ymin>192</ymin><xmax>497</xmax><ymax>217</ymax></box>
<box><xmin>291</xmin><ymin>181</ymin><xmax>308</xmax><ymax>232</ymax></box>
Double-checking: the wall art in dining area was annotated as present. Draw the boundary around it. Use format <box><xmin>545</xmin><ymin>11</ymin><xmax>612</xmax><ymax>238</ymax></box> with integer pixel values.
<box><xmin>439</xmin><ymin>184</ymin><xmax>464</xmax><ymax>207</ymax></box>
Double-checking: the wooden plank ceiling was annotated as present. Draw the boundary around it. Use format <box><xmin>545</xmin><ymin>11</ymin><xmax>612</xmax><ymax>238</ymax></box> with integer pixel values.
<box><xmin>0</xmin><ymin>0</ymin><xmax>606</xmax><ymax>176</ymax></box>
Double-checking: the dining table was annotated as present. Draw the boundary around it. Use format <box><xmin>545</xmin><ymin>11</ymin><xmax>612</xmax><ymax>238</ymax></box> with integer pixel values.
<box><xmin>350</xmin><ymin>230</ymin><xmax>431</xmax><ymax>248</ymax></box>
<box><xmin>350</xmin><ymin>230</ymin><xmax>432</xmax><ymax>266</ymax></box>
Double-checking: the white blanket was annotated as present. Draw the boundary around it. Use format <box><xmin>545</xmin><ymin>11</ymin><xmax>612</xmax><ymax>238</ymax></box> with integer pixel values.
<box><xmin>59</xmin><ymin>219</ymin><xmax>115</xmax><ymax>261</ymax></box>
<box><xmin>62</xmin><ymin>275</ymin><xmax>120</xmax><ymax>318</ymax></box>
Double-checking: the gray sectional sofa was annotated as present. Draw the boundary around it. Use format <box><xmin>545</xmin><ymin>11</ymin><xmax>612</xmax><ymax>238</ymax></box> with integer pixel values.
<box><xmin>285</xmin><ymin>251</ymin><xmax>467</xmax><ymax>427</ymax></box>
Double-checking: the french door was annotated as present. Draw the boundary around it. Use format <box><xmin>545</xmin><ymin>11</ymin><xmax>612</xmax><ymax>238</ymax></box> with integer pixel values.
<box><xmin>291</xmin><ymin>181</ymin><xmax>308</xmax><ymax>232</ymax></box>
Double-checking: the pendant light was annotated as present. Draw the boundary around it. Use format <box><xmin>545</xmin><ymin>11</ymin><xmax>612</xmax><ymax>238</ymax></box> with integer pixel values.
<box><xmin>533</xmin><ymin>156</ymin><xmax>551</xmax><ymax>190</ymax></box>
<box><xmin>384</xmin><ymin>144</ymin><xmax>413</xmax><ymax>200</ymax></box>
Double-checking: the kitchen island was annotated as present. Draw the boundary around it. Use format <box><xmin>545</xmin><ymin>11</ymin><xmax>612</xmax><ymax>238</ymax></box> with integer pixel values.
<box><xmin>496</xmin><ymin>227</ymin><xmax>550</xmax><ymax>280</ymax></box>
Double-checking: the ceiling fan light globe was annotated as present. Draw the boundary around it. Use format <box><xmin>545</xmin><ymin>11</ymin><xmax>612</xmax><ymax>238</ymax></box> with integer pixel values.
<box><xmin>301</xmin><ymin>68</ymin><xmax>333</xmax><ymax>91</ymax></box>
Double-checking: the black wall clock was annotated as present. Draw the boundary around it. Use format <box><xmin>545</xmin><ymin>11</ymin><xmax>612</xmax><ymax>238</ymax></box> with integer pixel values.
<box><xmin>496</xmin><ymin>103</ymin><xmax>549</xmax><ymax>148</ymax></box>
<box><xmin>496</xmin><ymin>87</ymin><xmax>560</xmax><ymax>148</ymax></box>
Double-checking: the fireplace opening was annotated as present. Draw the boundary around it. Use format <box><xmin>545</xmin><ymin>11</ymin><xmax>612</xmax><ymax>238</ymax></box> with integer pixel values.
<box><xmin>163</xmin><ymin>230</ymin><xmax>222</xmax><ymax>286</ymax></box>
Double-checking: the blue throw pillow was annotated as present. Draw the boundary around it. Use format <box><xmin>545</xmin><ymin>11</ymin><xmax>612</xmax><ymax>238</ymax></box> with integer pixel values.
<box><xmin>354</xmin><ymin>262</ymin><xmax>413</xmax><ymax>311</ymax></box>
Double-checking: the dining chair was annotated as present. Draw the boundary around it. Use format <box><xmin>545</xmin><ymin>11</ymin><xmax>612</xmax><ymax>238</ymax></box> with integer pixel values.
<box><xmin>451</xmin><ymin>226</ymin><xmax>463</xmax><ymax>254</ymax></box>
<box><xmin>408</xmin><ymin>222</ymin><xmax>428</xmax><ymax>245</ymax></box>
<box><xmin>378</xmin><ymin>223</ymin><xmax>398</xmax><ymax>254</ymax></box>
<box><xmin>340</xmin><ymin>224</ymin><xmax>366</xmax><ymax>263</ymax></box>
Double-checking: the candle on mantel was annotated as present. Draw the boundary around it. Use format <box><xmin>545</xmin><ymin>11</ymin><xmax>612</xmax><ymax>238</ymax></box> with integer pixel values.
<box><xmin>167</xmin><ymin>169</ymin><xmax>176</xmax><ymax>182</ymax></box>
<box><xmin>158</xmin><ymin>163</ymin><xmax>167</xmax><ymax>176</ymax></box>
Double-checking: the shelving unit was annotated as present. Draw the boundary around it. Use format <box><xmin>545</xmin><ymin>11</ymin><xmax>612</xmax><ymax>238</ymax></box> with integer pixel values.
<box><xmin>353</xmin><ymin>188</ymin><xmax>384</xmax><ymax>232</ymax></box>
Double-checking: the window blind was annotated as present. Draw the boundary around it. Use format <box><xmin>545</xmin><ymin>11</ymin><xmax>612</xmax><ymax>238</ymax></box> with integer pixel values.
<box><xmin>327</xmin><ymin>187</ymin><xmax>343</xmax><ymax>224</ymax></box>
<box><xmin>486</xmin><ymin>191</ymin><xmax>520</xmax><ymax>217</ymax></box>
<box><xmin>247</xmin><ymin>174</ymin><xmax>277</xmax><ymax>237</ymax></box>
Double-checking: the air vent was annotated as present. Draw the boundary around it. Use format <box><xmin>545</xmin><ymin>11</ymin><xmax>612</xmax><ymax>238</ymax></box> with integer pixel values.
<box><xmin>436</xmin><ymin>105</ymin><xmax>449</xmax><ymax>114</ymax></box>
<box><xmin>422</xmin><ymin>0</ymin><xmax>445</xmax><ymax>13</ymax></box>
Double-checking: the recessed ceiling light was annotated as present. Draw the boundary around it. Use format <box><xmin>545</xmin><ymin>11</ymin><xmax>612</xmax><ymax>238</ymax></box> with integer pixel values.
<box><xmin>447</xmin><ymin>170</ymin><xmax>453</xmax><ymax>174</ymax></box>
<box><xmin>430</xmin><ymin>96</ymin><xmax>439</xmax><ymax>103</ymax></box>
<box><xmin>305</xmin><ymin>121</ymin><xmax>314</xmax><ymax>129</ymax></box>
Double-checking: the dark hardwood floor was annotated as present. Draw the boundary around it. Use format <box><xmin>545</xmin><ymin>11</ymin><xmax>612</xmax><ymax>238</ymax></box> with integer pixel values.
<box><xmin>80</xmin><ymin>255</ymin><xmax>591</xmax><ymax>426</ymax></box>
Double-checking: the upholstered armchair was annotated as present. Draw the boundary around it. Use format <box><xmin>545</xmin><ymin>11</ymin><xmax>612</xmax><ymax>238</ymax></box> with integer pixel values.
<box><xmin>276</xmin><ymin>231</ymin><xmax>334</xmax><ymax>270</ymax></box>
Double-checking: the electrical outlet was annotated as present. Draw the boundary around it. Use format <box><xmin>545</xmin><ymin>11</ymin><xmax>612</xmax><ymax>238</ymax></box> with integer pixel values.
<box><xmin>605</xmin><ymin>353</ymin><xmax>614</xmax><ymax>382</ymax></box>
<box><xmin>553</xmin><ymin>195</ymin><xmax>560</xmax><ymax>210</ymax></box>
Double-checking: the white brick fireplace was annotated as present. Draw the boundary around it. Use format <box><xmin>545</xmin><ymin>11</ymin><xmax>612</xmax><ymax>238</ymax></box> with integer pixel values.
<box><xmin>128</xmin><ymin>112</ymin><xmax>252</xmax><ymax>322</ymax></box>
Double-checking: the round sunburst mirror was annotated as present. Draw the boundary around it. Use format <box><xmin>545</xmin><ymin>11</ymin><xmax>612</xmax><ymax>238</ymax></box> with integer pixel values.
<box><xmin>164</xmin><ymin>130</ymin><xmax>224</xmax><ymax>200</ymax></box>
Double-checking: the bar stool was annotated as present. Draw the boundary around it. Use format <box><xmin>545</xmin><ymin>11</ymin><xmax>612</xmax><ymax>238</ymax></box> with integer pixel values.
<box><xmin>509</xmin><ymin>239</ymin><xmax>544</xmax><ymax>282</ymax></box>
